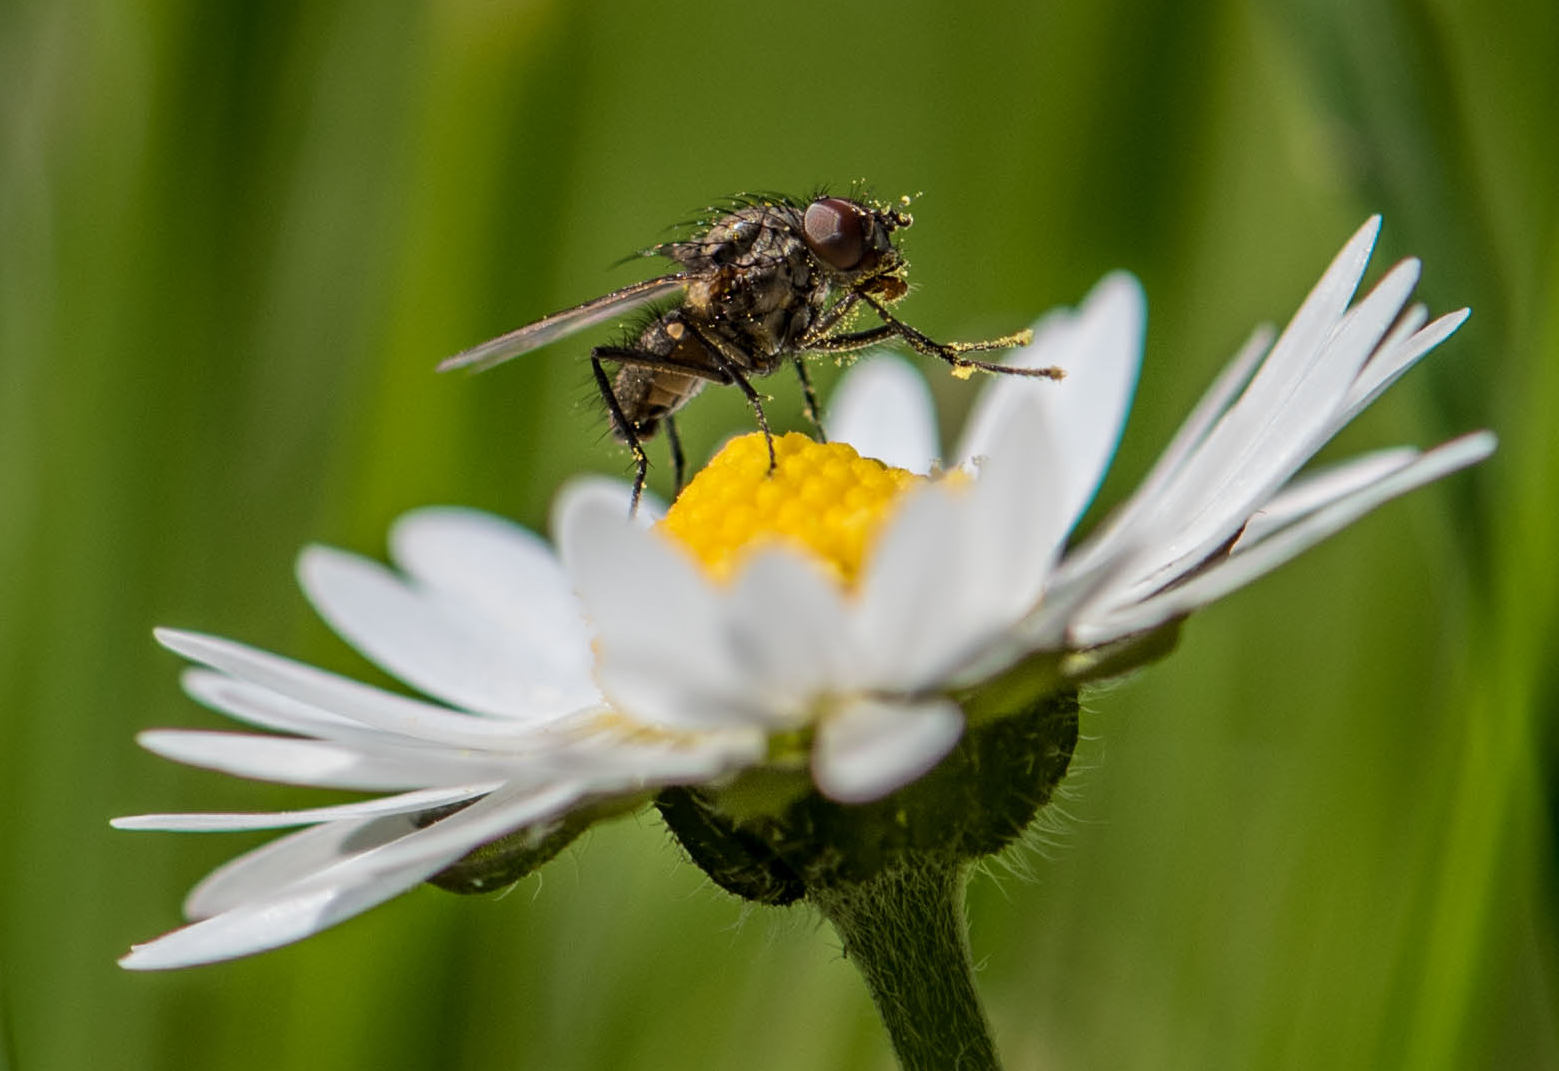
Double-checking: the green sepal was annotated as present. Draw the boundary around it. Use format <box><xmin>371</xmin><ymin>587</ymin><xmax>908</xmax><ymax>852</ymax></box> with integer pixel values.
<box><xmin>655</xmin><ymin>785</ymin><xmax>806</xmax><ymax>905</ymax></box>
<box><xmin>1061</xmin><ymin>619</ymin><xmax>1182</xmax><ymax>684</ymax></box>
<box><xmin>658</xmin><ymin>689</ymin><xmax>1078</xmax><ymax>900</ymax></box>
<box><xmin>426</xmin><ymin>794</ymin><xmax>645</xmax><ymax>895</ymax></box>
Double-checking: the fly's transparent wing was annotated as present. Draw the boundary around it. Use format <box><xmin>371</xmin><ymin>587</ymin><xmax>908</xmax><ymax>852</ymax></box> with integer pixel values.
<box><xmin>438</xmin><ymin>275</ymin><xmax>688</xmax><ymax>373</ymax></box>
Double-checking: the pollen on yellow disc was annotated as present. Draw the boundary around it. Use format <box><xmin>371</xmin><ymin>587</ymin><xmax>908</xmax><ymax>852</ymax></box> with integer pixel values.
<box><xmin>659</xmin><ymin>432</ymin><xmax>924</xmax><ymax>587</ymax></box>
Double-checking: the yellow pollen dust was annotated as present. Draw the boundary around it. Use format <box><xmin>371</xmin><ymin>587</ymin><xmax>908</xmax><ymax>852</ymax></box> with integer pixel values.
<box><xmin>659</xmin><ymin>432</ymin><xmax>924</xmax><ymax>587</ymax></box>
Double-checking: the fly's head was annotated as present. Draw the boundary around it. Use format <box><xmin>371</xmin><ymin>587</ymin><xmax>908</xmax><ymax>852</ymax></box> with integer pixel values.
<box><xmin>801</xmin><ymin>197</ymin><xmax>911</xmax><ymax>294</ymax></box>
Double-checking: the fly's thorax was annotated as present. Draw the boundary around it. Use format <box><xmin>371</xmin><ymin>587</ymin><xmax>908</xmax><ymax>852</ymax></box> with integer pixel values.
<box><xmin>670</xmin><ymin>201</ymin><xmax>809</xmax><ymax>271</ymax></box>
<box><xmin>671</xmin><ymin>201</ymin><xmax>838</xmax><ymax>363</ymax></box>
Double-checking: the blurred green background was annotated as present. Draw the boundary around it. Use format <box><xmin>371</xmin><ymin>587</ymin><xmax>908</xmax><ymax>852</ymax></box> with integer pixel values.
<box><xmin>2</xmin><ymin>0</ymin><xmax>1555</xmax><ymax>1068</ymax></box>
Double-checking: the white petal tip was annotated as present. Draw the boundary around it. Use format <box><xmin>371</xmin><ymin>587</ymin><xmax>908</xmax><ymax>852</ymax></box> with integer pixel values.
<box><xmin>153</xmin><ymin>626</ymin><xmax>195</xmax><ymax>650</ymax></box>
<box><xmin>1457</xmin><ymin>429</ymin><xmax>1498</xmax><ymax>459</ymax></box>
<box><xmin>118</xmin><ymin>948</ymin><xmax>159</xmax><ymax>971</ymax></box>
<box><xmin>551</xmin><ymin>477</ymin><xmax>637</xmax><ymax>551</ymax></box>
<box><xmin>1337</xmin><ymin>217</ymin><xmax>1384</xmax><ymax>271</ymax></box>
<box><xmin>118</xmin><ymin>936</ymin><xmax>206</xmax><ymax>971</ymax></box>
<box><xmin>826</xmin><ymin>354</ymin><xmax>940</xmax><ymax>473</ymax></box>
<box><xmin>118</xmin><ymin>942</ymin><xmax>213</xmax><ymax>972</ymax></box>
<box><xmin>295</xmin><ymin>543</ymin><xmax>344</xmax><ymax>578</ymax></box>
<box><xmin>1090</xmin><ymin>270</ymin><xmax>1146</xmax><ymax>312</ymax></box>
<box><xmin>154</xmin><ymin>628</ymin><xmax>230</xmax><ymax>662</ymax></box>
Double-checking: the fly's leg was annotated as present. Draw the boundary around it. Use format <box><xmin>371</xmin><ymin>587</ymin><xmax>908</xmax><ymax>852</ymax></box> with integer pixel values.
<box><xmin>590</xmin><ymin>352</ymin><xmax>651</xmax><ymax>515</ymax></box>
<box><xmin>791</xmin><ymin>357</ymin><xmax>826</xmax><ymax>442</ymax></box>
<box><xmin>716</xmin><ymin>355</ymin><xmax>777</xmax><ymax>474</ymax></box>
<box><xmin>858</xmin><ymin>294</ymin><xmax>1063</xmax><ymax>381</ymax></box>
<box><xmin>804</xmin><ymin>324</ymin><xmax>896</xmax><ymax>355</ymax></box>
<box><xmin>684</xmin><ymin>324</ymin><xmax>777</xmax><ymax>475</ymax></box>
<box><xmin>592</xmin><ymin>345</ymin><xmax>735</xmax><ymax>384</ymax></box>
<box><xmin>664</xmin><ymin>415</ymin><xmax>686</xmax><ymax>497</ymax></box>
<box><xmin>798</xmin><ymin>290</ymin><xmax>863</xmax><ymax>346</ymax></box>
<box><xmin>591</xmin><ymin>343</ymin><xmax>733</xmax><ymax>512</ymax></box>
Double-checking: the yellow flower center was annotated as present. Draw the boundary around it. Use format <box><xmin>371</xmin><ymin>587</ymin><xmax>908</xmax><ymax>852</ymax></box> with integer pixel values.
<box><xmin>658</xmin><ymin>432</ymin><xmax>925</xmax><ymax>587</ymax></box>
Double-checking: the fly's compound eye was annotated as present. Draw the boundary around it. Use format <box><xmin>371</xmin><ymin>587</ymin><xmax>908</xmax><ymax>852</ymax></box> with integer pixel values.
<box><xmin>803</xmin><ymin>197</ymin><xmax>872</xmax><ymax>271</ymax></box>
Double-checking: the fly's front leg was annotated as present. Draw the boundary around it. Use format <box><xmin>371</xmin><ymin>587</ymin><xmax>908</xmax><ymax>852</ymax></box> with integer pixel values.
<box><xmin>798</xmin><ymin>290</ymin><xmax>863</xmax><ymax>347</ymax></box>
<box><xmin>804</xmin><ymin>324</ymin><xmax>895</xmax><ymax>355</ymax></box>
<box><xmin>590</xmin><ymin>352</ymin><xmax>651</xmax><ymax>516</ymax></box>
<box><xmin>859</xmin><ymin>294</ymin><xmax>1062</xmax><ymax>381</ymax></box>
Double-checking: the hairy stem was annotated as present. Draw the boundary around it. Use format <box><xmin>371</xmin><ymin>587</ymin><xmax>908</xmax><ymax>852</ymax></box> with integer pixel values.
<box><xmin>809</xmin><ymin>860</ymin><xmax>1000</xmax><ymax>1071</ymax></box>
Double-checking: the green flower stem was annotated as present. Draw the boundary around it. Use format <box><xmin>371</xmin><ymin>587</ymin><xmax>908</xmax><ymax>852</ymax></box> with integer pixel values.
<box><xmin>809</xmin><ymin>859</ymin><xmax>1001</xmax><ymax>1071</ymax></box>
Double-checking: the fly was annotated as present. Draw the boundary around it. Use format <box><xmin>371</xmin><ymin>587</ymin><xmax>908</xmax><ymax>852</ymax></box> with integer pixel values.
<box><xmin>439</xmin><ymin>193</ymin><xmax>1063</xmax><ymax>511</ymax></box>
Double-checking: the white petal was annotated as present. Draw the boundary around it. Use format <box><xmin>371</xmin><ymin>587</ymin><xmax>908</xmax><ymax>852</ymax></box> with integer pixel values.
<box><xmin>556</xmin><ymin>482</ymin><xmax>763</xmax><ymax>728</ymax></box>
<box><xmin>812</xmin><ymin>697</ymin><xmax>964</xmax><ymax>803</ymax></box>
<box><xmin>1333</xmin><ymin>308</ymin><xmax>1467</xmax><ymax>432</ymax></box>
<box><xmin>171</xmin><ymin>781</ymin><xmax>584</xmax><ymax>926</ymax></box>
<box><xmin>123</xmin><ymin>839</ymin><xmax>460</xmax><ymax>968</ymax></box>
<box><xmin>546</xmin><ymin>729</ymin><xmax>762</xmax><ymax>783</ymax></box>
<box><xmin>182</xmin><ymin>812</ymin><xmax>420</xmax><ymax>921</ymax></box>
<box><xmin>298</xmin><ymin>544</ymin><xmax>596</xmax><ymax>723</ymax></box>
<box><xmin>857</xmin><ymin>398</ymin><xmax>1070</xmax><ymax>689</ymax></box>
<box><xmin>959</xmin><ymin>272</ymin><xmax>1145</xmax><ymax>534</ymax></box>
<box><xmin>351</xmin><ymin>780</ymin><xmax>586</xmax><ymax>875</ymax></box>
<box><xmin>552</xmin><ymin>474</ymin><xmax>661</xmax><ymax>533</ymax></box>
<box><xmin>715</xmin><ymin>550</ymin><xmax>853</xmax><ymax>718</ymax></box>
<box><xmin>851</xmin><ymin>484</ymin><xmax>984</xmax><ymax>690</ymax></box>
<box><xmin>826</xmin><ymin>355</ymin><xmax>940</xmax><ymax>473</ymax></box>
<box><xmin>959</xmin><ymin>395</ymin><xmax>1070</xmax><ymax>618</ymax></box>
<box><xmin>1073</xmin><ymin>431</ymin><xmax>1496</xmax><ymax>643</ymax></box>
<box><xmin>1234</xmin><ymin>447</ymin><xmax>1418</xmax><ymax>549</ymax></box>
<box><xmin>1021</xmin><ymin>525</ymin><xmax>1160</xmax><ymax>652</ymax></box>
<box><xmin>1055</xmin><ymin>323</ymin><xmax>1273</xmax><ymax>586</ymax></box>
<box><xmin>1082</xmin><ymin>241</ymin><xmax>1418</xmax><ymax>614</ymax></box>
<box><xmin>135</xmin><ymin>730</ymin><xmax>524</xmax><ymax>790</ymax></box>
<box><xmin>388</xmin><ymin>508</ymin><xmax>584</xmax><ymax>643</ymax></box>
<box><xmin>180</xmin><ymin>668</ymin><xmax>397</xmax><ymax>747</ymax></box>
<box><xmin>156</xmin><ymin>629</ymin><xmax>550</xmax><ymax>747</ymax></box>
<box><xmin>111</xmin><ymin>783</ymin><xmax>498</xmax><ymax>832</ymax></box>
<box><xmin>1125</xmin><ymin>255</ymin><xmax>1421</xmax><ymax>591</ymax></box>
<box><xmin>121</xmin><ymin>783</ymin><xmax>585</xmax><ymax>969</ymax></box>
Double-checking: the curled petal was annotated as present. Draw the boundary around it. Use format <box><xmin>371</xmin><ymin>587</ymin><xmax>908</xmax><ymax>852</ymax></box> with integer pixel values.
<box><xmin>812</xmin><ymin>697</ymin><xmax>964</xmax><ymax>804</ymax></box>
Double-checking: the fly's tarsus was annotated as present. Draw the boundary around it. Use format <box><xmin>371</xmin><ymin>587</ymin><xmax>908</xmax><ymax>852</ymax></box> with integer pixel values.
<box><xmin>860</xmin><ymin>297</ymin><xmax>1060</xmax><ymax>381</ymax></box>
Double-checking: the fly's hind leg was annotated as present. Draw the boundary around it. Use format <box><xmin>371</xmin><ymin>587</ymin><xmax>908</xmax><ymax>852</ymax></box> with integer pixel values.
<box><xmin>592</xmin><ymin>341</ymin><xmax>734</xmax><ymax>512</ymax></box>
<box><xmin>589</xmin><ymin>353</ymin><xmax>652</xmax><ymax>515</ymax></box>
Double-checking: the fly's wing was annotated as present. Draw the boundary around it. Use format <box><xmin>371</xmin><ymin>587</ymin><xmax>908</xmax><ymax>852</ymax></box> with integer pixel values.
<box><xmin>437</xmin><ymin>275</ymin><xmax>687</xmax><ymax>373</ymax></box>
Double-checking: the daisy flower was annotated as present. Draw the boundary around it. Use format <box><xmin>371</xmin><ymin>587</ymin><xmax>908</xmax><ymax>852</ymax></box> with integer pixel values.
<box><xmin>118</xmin><ymin>217</ymin><xmax>1493</xmax><ymax>980</ymax></box>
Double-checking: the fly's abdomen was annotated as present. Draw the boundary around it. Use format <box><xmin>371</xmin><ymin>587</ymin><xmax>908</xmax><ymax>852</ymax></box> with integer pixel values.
<box><xmin>609</xmin><ymin>366</ymin><xmax>706</xmax><ymax>441</ymax></box>
<box><xmin>607</xmin><ymin>313</ymin><xmax>716</xmax><ymax>439</ymax></box>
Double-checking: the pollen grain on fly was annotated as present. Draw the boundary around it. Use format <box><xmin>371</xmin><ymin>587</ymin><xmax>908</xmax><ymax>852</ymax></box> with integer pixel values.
<box><xmin>659</xmin><ymin>433</ymin><xmax>921</xmax><ymax>586</ymax></box>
